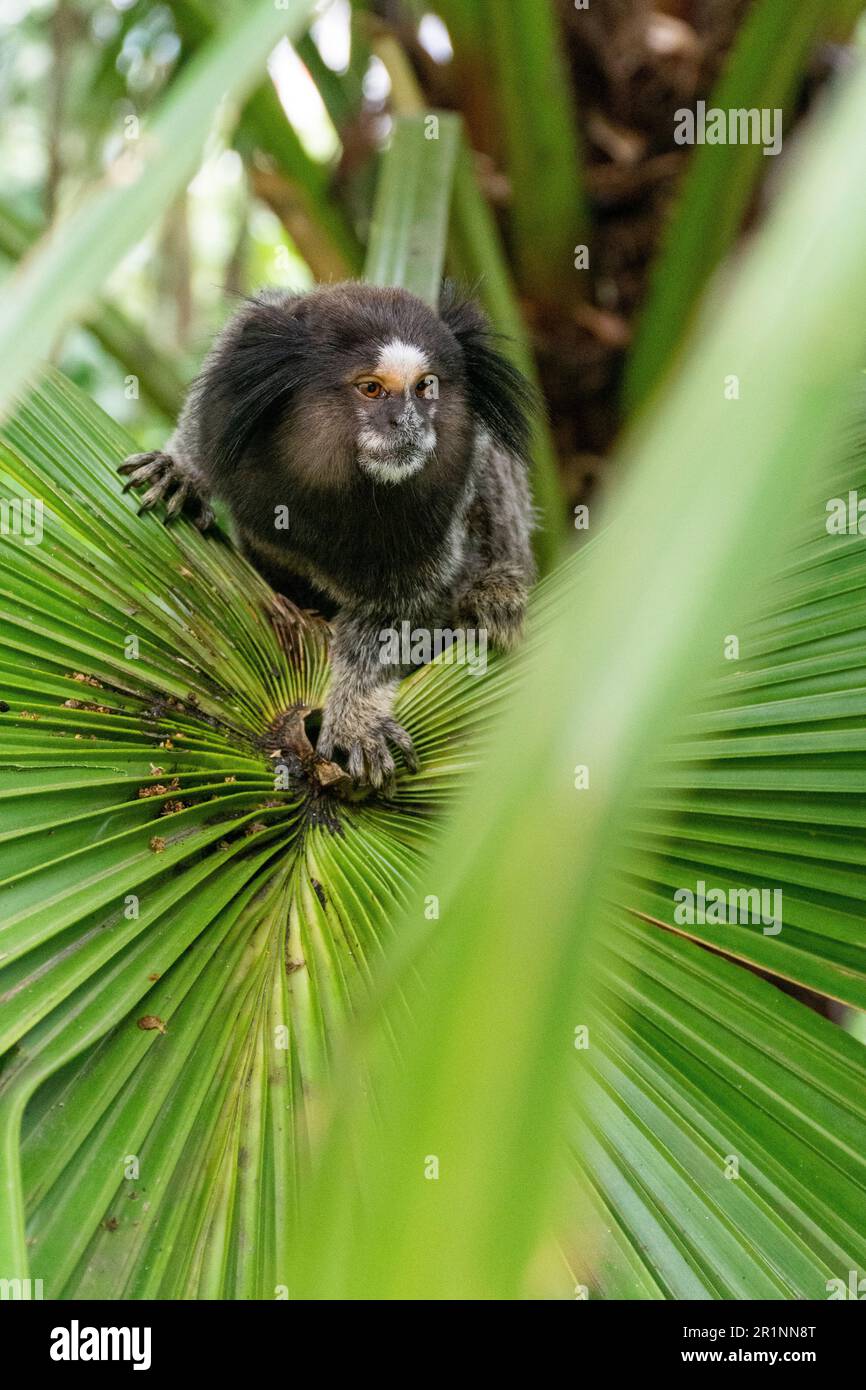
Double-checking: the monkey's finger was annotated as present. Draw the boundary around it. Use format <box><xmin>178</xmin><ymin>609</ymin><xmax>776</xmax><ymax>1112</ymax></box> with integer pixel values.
<box><xmin>163</xmin><ymin>481</ymin><xmax>190</xmax><ymax>521</ymax></box>
<box><xmin>117</xmin><ymin>452</ymin><xmax>159</xmax><ymax>476</ymax></box>
<box><xmin>119</xmin><ymin>451</ymin><xmax>169</xmax><ymax>482</ymax></box>
<box><xmin>316</xmin><ymin>729</ymin><xmax>336</xmax><ymax>761</ymax></box>
<box><xmin>366</xmin><ymin>741</ymin><xmax>395</xmax><ymax>792</ymax></box>
<box><xmin>137</xmin><ymin>475</ymin><xmax>173</xmax><ymax>513</ymax></box>
<box><xmin>195</xmin><ymin>499</ymin><xmax>215</xmax><ymax>531</ymax></box>
<box><xmin>382</xmin><ymin>719</ymin><xmax>419</xmax><ymax>773</ymax></box>
<box><xmin>346</xmin><ymin>742</ymin><xmax>367</xmax><ymax>785</ymax></box>
<box><xmin>120</xmin><ymin>460</ymin><xmax>167</xmax><ymax>494</ymax></box>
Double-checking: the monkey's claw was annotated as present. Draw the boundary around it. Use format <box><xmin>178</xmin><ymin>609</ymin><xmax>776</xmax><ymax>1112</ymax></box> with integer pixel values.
<box><xmin>117</xmin><ymin>452</ymin><xmax>214</xmax><ymax>530</ymax></box>
<box><xmin>317</xmin><ymin>716</ymin><xmax>418</xmax><ymax>793</ymax></box>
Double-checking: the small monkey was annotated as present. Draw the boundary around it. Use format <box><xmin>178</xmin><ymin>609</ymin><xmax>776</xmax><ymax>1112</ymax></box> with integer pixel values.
<box><xmin>119</xmin><ymin>282</ymin><xmax>537</xmax><ymax>790</ymax></box>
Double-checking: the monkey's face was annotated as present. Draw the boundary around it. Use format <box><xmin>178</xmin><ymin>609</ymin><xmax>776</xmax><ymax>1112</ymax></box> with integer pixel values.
<box><xmin>350</xmin><ymin>340</ymin><xmax>440</xmax><ymax>483</ymax></box>
<box><xmin>202</xmin><ymin>282</ymin><xmax>534</xmax><ymax>501</ymax></box>
<box><xmin>311</xmin><ymin>286</ymin><xmax>473</xmax><ymax>490</ymax></box>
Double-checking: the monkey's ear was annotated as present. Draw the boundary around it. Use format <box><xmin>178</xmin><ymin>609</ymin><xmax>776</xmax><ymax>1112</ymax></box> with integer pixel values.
<box><xmin>439</xmin><ymin>283</ymin><xmax>538</xmax><ymax>459</ymax></box>
<box><xmin>196</xmin><ymin>293</ymin><xmax>310</xmax><ymax>475</ymax></box>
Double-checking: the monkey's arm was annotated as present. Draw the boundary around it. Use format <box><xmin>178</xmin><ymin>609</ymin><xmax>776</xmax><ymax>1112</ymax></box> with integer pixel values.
<box><xmin>457</xmin><ymin>441</ymin><xmax>536</xmax><ymax>648</ymax></box>
<box><xmin>316</xmin><ymin>609</ymin><xmax>418</xmax><ymax>792</ymax></box>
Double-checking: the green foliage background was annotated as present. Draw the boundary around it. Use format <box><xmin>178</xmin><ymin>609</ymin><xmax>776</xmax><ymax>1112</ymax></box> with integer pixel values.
<box><xmin>1</xmin><ymin>0</ymin><xmax>866</xmax><ymax>1300</ymax></box>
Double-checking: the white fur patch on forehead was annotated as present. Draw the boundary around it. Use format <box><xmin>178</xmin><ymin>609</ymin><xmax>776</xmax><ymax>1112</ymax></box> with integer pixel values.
<box><xmin>375</xmin><ymin>338</ymin><xmax>429</xmax><ymax>390</ymax></box>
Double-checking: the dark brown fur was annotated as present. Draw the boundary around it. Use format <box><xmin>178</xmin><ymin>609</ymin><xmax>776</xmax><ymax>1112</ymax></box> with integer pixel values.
<box><xmin>119</xmin><ymin>282</ymin><xmax>537</xmax><ymax>790</ymax></box>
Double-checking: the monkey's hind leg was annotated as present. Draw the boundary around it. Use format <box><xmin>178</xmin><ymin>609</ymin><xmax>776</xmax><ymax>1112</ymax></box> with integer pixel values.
<box><xmin>117</xmin><ymin>451</ymin><xmax>214</xmax><ymax>530</ymax></box>
<box><xmin>316</xmin><ymin>611</ymin><xmax>420</xmax><ymax>793</ymax></box>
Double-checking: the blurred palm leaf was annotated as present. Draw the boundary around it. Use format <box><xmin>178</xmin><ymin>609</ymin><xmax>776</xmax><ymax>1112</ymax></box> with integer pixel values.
<box><xmin>0</xmin><ymin>0</ymin><xmax>321</xmax><ymax>421</ymax></box>
<box><xmin>365</xmin><ymin>113</ymin><xmax>460</xmax><ymax>304</ymax></box>
<box><xmin>170</xmin><ymin>0</ymin><xmax>363</xmax><ymax>280</ymax></box>
<box><xmin>625</xmin><ymin>0</ymin><xmax>866</xmax><ymax>414</ymax></box>
<box><xmin>0</xmin><ymin>201</ymin><xmax>188</xmax><ymax>420</ymax></box>
<box><xmin>478</xmin><ymin>0</ymin><xmax>586</xmax><ymax>307</ymax></box>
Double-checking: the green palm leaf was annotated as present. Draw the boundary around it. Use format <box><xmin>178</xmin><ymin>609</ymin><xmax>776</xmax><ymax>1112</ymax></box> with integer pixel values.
<box><xmin>583</xmin><ymin>907</ymin><xmax>866</xmax><ymax>1298</ymax></box>
<box><xmin>0</xmin><ymin>367</ymin><xmax>481</xmax><ymax>1292</ymax></box>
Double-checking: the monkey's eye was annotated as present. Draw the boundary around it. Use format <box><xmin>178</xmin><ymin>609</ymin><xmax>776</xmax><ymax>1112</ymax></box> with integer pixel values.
<box><xmin>416</xmin><ymin>374</ymin><xmax>439</xmax><ymax>399</ymax></box>
<box><xmin>356</xmin><ymin>380</ymin><xmax>384</xmax><ymax>399</ymax></box>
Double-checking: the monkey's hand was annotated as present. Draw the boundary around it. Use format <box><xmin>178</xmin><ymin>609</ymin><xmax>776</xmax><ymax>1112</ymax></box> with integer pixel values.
<box><xmin>118</xmin><ymin>451</ymin><xmax>214</xmax><ymax>530</ymax></box>
<box><xmin>316</xmin><ymin>613</ymin><xmax>419</xmax><ymax>792</ymax></box>
<box><xmin>457</xmin><ymin>567</ymin><xmax>528</xmax><ymax>650</ymax></box>
<box><xmin>317</xmin><ymin>685</ymin><xmax>418</xmax><ymax>793</ymax></box>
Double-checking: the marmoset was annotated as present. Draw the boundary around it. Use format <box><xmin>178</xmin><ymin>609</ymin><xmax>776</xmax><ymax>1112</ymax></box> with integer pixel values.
<box><xmin>119</xmin><ymin>282</ymin><xmax>537</xmax><ymax>789</ymax></box>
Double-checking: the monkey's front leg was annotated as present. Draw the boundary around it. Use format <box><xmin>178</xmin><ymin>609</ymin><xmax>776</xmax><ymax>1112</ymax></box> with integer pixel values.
<box><xmin>456</xmin><ymin>446</ymin><xmax>536</xmax><ymax>650</ymax></box>
<box><xmin>117</xmin><ymin>451</ymin><xmax>214</xmax><ymax>530</ymax></box>
<box><xmin>457</xmin><ymin>564</ymin><xmax>529</xmax><ymax>650</ymax></box>
<box><xmin>317</xmin><ymin>611</ymin><xmax>419</xmax><ymax>792</ymax></box>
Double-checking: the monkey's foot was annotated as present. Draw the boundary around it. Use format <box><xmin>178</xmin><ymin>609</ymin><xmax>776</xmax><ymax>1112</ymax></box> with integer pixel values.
<box><xmin>317</xmin><ymin>715</ymin><xmax>418</xmax><ymax>794</ymax></box>
<box><xmin>118</xmin><ymin>452</ymin><xmax>214</xmax><ymax>530</ymax></box>
<box><xmin>457</xmin><ymin>571</ymin><xmax>527</xmax><ymax>650</ymax></box>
